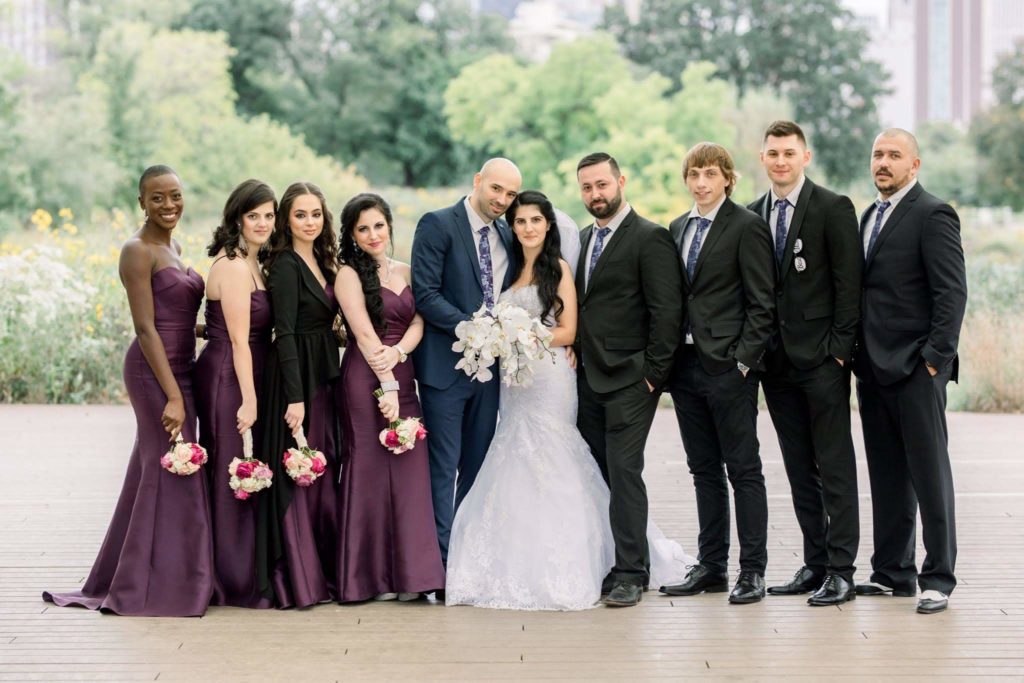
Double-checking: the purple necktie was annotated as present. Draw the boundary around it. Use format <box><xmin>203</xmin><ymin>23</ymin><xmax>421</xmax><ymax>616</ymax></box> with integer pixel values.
<box><xmin>774</xmin><ymin>198</ymin><xmax>789</xmax><ymax>265</ymax></box>
<box><xmin>478</xmin><ymin>225</ymin><xmax>495</xmax><ymax>309</ymax></box>
<box><xmin>587</xmin><ymin>227</ymin><xmax>612</xmax><ymax>288</ymax></box>
<box><xmin>866</xmin><ymin>200</ymin><xmax>891</xmax><ymax>257</ymax></box>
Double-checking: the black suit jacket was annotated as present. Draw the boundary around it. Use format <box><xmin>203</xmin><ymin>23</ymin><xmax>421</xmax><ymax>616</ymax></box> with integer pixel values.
<box><xmin>854</xmin><ymin>182</ymin><xmax>967</xmax><ymax>385</ymax></box>
<box><xmin>669</xmin><ymin>197</ymin><xmax>776</xmax><ymax>374</ymax></box>
<box><xmin>748</xmin><ymin>178</ymin><xmax>862</xmax><ymax>369</ymax></box>
<box><xmin>574</xmin><ymin>209</ymin><xmax>683</xmax><ymax>393</ymax></box>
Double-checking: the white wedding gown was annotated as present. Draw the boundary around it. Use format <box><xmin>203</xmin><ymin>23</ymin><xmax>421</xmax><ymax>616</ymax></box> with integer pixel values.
<box><xmin>445</xmin><ymin>285</ymin><xmax>693</xmax><ymax>611</ymax></box>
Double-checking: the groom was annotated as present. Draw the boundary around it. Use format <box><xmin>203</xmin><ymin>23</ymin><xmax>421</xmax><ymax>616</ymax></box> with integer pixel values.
<box><xmin>574</xmin><ymin>152</ymin><xmax>683</xmax><ymax>607</ymax></box>
<box><xmin>411</xmin><ymin>158</ymin><xmax>522</xmax><ymax>578</ymax></box>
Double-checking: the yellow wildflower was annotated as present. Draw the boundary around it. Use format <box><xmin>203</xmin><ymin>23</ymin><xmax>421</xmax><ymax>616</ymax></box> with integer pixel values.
<box><xmin>95</xmin><ymin>303</ymin><xmax>104</xmax><ymax>321</ymax></box>
<box><xmin>86</xmin><ymin>324</ymin><xmax>95</xmax><ymax>334</ymax></box>
<box><xmin>58</xmin><ymin>208</ymin><xmax>74</xmax><ymax>219</ymax></box>
<box><xmin>62</xmin><ymin>223</ymin><xmax>79</xmax><ymax>235</ymax></box>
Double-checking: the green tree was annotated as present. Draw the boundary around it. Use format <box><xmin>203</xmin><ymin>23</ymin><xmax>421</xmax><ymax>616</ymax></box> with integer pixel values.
<box><xmin>447</xmin><ymin>36</ymin><xmax>741</xmax><ymax>224</ymax></box>
<box><xmin>916</xmin><ymin>122</ymin><xmax>981</xmax><ymax>207</ymax></box>
<box><xmin>972</xmin><ymin>40</ymin><xmax>1024</xmax><ymax>209</ymax></box>
<box><xmin>0</xmin><ymin>53</ymin><xmax>32</xmax><ymax>220</ymax></box>
<box><xmin>603</xmin><ymin>0</ymin><xmax>888</xmax><ymax>187</ymax></box>
<box><xmin>180</xmin><ymin>0</ymin><xmax>510</xmax><ymax>187</ymax></box>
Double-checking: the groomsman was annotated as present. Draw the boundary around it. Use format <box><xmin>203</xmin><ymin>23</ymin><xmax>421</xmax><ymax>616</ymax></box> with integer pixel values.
<box><xmin>574</xmin><ymin>152</ymin><xmax>683</xmax><ymax>607</ymax></box>
<box><xmin>748</xmin><ymin>121</ymin><xmax>863</xmax><ymax>606</ymax></box>
<box><xmin>660</xmin><ymin>143</ymin><xmax>775</xmax><ymax>604</ymax></box>
<box><xmin>854</xmin><ymin>129</ymin><xmax>967</xmax><ymax>614</ymax></box>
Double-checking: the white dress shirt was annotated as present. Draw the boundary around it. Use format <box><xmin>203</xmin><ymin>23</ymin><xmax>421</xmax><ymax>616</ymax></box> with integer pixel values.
<box><xmin>583</xmin><ymin>201</ymin><xmax>632</xmax><ymax>290</ymax></box>
<box><xmin>683</xmin><ymin>194</ymin><xmax>727</xmax><ymax>344</ymax></box>
<box><xmin>768</xmin><ymin>174</ymin><xmax>806</xmax><ymax>244</ymax></box>
<box><xmin>464</xmin><ymin>196</ymin><xmax>509</xmax><ymax>296</ymax></box>
<box><xmin>863</xmin><ymin>178</ymin><xmax>917</xmax><ymax>255</ymax></box>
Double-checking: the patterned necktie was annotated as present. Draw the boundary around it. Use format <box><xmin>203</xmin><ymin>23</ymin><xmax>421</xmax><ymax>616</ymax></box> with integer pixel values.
<box><xmin>686</xmin><ymin>217</ymin><xmax>711</xmax><ymax>281</ymax></box>
<box><xmin>774</xmin><ymin>198</ymin><xmax>789</xmax><ymax>266</ymax></box>
<box><xmin>478</xmin><ymin>224</ymin><xmax>495</xmax><ymax>309</ymax></box>
<box><xmin>587</xmin><ymin>227</ymin><xmax>612</xmax><ymax>288</ymax></box>
<box><xmin>866</xmin><ymin>200</ymin><xmax>891</xmax><ymax>258</ymax></box>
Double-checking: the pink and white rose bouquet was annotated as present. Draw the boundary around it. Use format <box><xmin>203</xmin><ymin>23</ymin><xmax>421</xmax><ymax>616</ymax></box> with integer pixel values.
<box><xmin>228</xmin><ymin>429</ymin><xmax>273</xmax><ymax>500</ymax></box>
<box><xmin>283</xmin><ymin>426</ymin><xmax>327</xmax><ymax>487</ymax></box>
<box><xmin>372</xmin><ymin>388</ymin><xmax>428</xmax><ymax>454</ymax></box>
<box><xmin>160</xmin><ymin>434</ymin><xmax>208</xmax><ymax>476</ymax></box>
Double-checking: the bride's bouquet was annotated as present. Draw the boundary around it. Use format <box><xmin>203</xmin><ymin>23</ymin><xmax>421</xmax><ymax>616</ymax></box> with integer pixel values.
<box><xmin>452</xmin><ymin>303</ymin><xmax>555</xmax><ymax>388</ymax></box>
<box><xmin>282</xmin><ymin>426</ymin><xmax>327</xmax><ymax>487</ymax></box>
<box><xmin>372</xmin><ymin>389</ymin><xmax>428</xmax><ymax>454</ymax></box>
<box><xmin>160</xmin><ymin>434</ymin><xmax>208</xmax><ymax>476</ymax></box>
<box><xmin>227</xmin><ymin>429</ymin><xmax>273</xmax><ymax>500</ymax></box>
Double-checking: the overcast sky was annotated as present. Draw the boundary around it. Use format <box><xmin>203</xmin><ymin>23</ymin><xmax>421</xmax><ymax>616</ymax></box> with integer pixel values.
<box><xmin>840</xmin><ymin>0</ymin><xmax>889</xmax><ymax>23</ymax></box>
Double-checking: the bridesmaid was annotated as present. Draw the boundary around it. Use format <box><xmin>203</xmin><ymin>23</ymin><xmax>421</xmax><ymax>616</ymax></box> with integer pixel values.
<box><xmin>195</xmin><ymin>179</ymin><xmax>276</xmax><ymax>609</ymax></box>
<box><xmin>334</xmin><ymin>193</ymin><xmax>445</xmax><ymax>603</ymax></box>
<box><xmin>43</xmin><ymin>165</ymin><xmax>214</xmax><ymax>616</ymax></box>
<box><xmin>255</xmin><ymin>181</ymin><xmax>342</xmax><ymax>608</ymax></box>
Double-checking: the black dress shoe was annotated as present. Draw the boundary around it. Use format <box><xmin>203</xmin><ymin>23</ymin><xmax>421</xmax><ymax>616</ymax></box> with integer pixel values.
<box><xmin>807</xmin><ymin>574</ymin><xmax>855</xmax><ymax>606</ymax></box>
<box><xmin>728</xmin><ymin>571</ymin><xmax>766</xmax><ymax>604</ymax></box>
<box><xmin>659</xmin><ymin>565</ymin><xmax>729</xmax><ymax>596</ymax></box>
<box><xmin>855</xmin><ymin>582</ymin><xmax>916</xmax><ymax>598</ymax></box>
<box><xmin>602</xmin><ymin>576</ymin><xmax>649</xmax><ymax>595</ymax></box>
<box><xmin>767</xmin><ymin>566</ymin><xmax>825</xmax><ymax>595</ymax></box>
<box><xmin>602</xmin><ymin>582</ymin><xmax>642</xmax><ymax>607</ymax></box>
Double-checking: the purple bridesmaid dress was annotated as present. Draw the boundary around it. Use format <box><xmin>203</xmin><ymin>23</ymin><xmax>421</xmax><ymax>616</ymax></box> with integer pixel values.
<box><xmin>43</xmin><ymin>266</ymin><xmax>215</xmax><ymax>617</ymax></box>
<box><xmin>335</xmin><ymin>286</ymin><xmax>445</xmax><ymax>601</ymax></box>
<box><xmin>195</xmin><ymin>283</ymin><xmax>274</xmax><ymax>609</ymax></box>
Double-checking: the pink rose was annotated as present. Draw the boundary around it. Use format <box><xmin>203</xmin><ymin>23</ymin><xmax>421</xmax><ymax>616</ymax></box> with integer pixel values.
<box><xmin>235</xmin><ymin>461</ymin><xmax>255</xmax><ymax>479</ymax></box>
<box><xmin>234</xmin><ymin>489</ymin><xmax>250</xmax><ymax>500</ymax></box>
<box><xmin>254</xmin><ymin>466</ymin><xmax>272</xmax><ymax>480</ymax></box>
<box><xmin>309</xmin><ymin>457</ymin><xmax>325</xmax><ymax>475</ymax></box>
<box><xmin>385</xmin><ymin>431</ymin><xmax>401</xmax><ymax>448</ymax></box>
<box><xmin>296</xmin><ymin>473</ymin><xmax>313</xmax><ymax>486</ymax></box>
<box><xmin>416</xmin><ymin>425</ymin><xmax>428</xmax><ymax>440</ymax></box>
<box><xmin>160</xmin><ymin>454</ymin><xmax>172</xmax><ymax>469</ymax></box>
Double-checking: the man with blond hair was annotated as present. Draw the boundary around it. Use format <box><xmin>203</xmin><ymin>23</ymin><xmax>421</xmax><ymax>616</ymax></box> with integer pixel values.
<box><xmin>853</xmin><ymin>129</ymin><xmax>967</xmax><ymax>614</ymax></box>
<box><xmin>659</xmin><ymin>143</ymin><xmax>776</xmax><ymax>605</ymax></box>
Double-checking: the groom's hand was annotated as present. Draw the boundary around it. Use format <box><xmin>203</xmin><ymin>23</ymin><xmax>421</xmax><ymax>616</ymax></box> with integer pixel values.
<box><xmin>564</xmin><ymin>346</ymin><xmax>577</xmax><ymax>370</ymax></box>
<box><xmin>645</xmin><ymin>379</ymin><xmax>654</xmax><ymax>393</ymax></box>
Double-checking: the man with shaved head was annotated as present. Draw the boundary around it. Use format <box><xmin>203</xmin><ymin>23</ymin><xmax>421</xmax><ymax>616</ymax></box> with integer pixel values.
<box><xmin>853</xmin><ymin>129</ymin><xmax>967</xmax><ymax>615</ymax></box>
<box><xmin>412</xmin><ymin>159</ymin><xmax>522</xmax><ymax>596</ymax></box>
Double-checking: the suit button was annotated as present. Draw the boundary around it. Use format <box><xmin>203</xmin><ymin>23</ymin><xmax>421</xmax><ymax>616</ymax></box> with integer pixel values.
<box><xmin>581</xmin><ymin>305</ymin><xmax>587</xmax><ymax>312</ymax></box>
<box><xmin>780</xmin><ymin>320</ymin><xmax>787</xmax><ymax>327</ymax></box>
<box><xmin>687</xmin><ymin>295</ymin><xmax>694</xmax><ymax>301</ymax></box>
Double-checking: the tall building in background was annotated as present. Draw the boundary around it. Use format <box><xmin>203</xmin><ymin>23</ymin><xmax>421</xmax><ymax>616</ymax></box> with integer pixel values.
<box><xmin>858</xmin><ymin>0</ymin><xmax>1024</xmax><ymax>128</ymax></box>
<box><xmin>0</xmin><ymin>0</ymin><xmax>51</xmax><ymax>68</ymax></box>
<box><xmin>507</xmin><ymin>0</ymin><xmax>641</xmax><ymax>62</ymax></box>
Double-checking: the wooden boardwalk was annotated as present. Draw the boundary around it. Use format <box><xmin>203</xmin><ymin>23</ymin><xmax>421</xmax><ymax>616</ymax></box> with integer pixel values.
<box><xmin>1</xmin><ymin>404</ymin><xmax>1022</xmax><ymax>681</ymax></box>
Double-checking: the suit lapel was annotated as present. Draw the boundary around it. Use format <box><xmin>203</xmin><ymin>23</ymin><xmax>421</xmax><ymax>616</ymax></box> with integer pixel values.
<box><xmin>778</xmin><ymin>180</ymin><xmax>814</xmax><ymax>281</ymax></box>
<box><xmin>585</xmin><ymin>209</ymin><xmax>634</xmax><ymax>294</ymax></box>
<box><xmin>291</xmin><ymin>250</ymin><xmax>332</xmax><ymax>311</ymax></box>
<box><xmin>452</xmin><ymin>199</ymin><xmax>484</xmax><ymax>290</ymax></box>
<box><xmin>865</xmin><ymin>183</ymin><xmax>922</xmax><ymax>269</ymax></box>
<box><xmin>673</xmin><ymin>211</ymin><xmax>693</xmax><ymax>287</ymax></box>
<box><xmin>577</xmin><ymin>225</ymin><xmax>593</xmax><ymax>297</ymax></box>
<box><xmin>692</xmin><ymin>199</ymin><xmax>734</xmax><ymax>283</ymax></box>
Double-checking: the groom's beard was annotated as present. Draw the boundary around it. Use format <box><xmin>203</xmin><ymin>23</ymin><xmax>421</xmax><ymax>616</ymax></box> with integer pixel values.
<box><xmin>585</xmin><ymin>190</ymin><xmax>623</xmax><ymax>220</ymax></box>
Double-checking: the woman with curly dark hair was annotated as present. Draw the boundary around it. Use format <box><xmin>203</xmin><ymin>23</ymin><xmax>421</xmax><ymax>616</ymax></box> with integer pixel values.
<box><xmin>255</xmin><ymin>181</ymin><xmax>342</xmax><ymax>608</ymax></box>
<box><xmin>195</xmin><ymin>179</ymin><xmax>276</xmax><ymax>609</ymax></box>
<box><xmin>333</xmin><ymin>192</ymin><xmax>444</xmax><ymax>603</ymax></box>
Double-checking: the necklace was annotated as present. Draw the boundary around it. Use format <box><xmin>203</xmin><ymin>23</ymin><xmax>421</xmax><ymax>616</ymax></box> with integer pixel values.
<box><xmin>379</xmin><ymin>258</ymin><xmax>393</xmax><ymax>284</ymax></box>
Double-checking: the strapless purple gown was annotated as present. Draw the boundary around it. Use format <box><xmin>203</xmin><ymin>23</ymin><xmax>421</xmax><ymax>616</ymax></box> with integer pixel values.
<box><xmin>195</xmin><ymin>291</ymin><xmax>273</xmax><ymax>609</ymax></box>
<box><xmin>43</xmin><ymin>267</ymin><xmax>215</xmax><ymax>617</ymax></box>
<box><xmin>335</xmin><ymin>287</ymin><xmax>445</xmax><ymax>601</ymax></box>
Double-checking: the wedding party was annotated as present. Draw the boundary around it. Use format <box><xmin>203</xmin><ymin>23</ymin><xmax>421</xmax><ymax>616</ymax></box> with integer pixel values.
<box><xmin>4</xmin><ymin>0</ymin><xmax>1024</xmax><ymax>679</ymax></box>
<box><xmin>37</xmin><ymin>121</ymin><xmax>967</xmax><ymax>619</ymax></box>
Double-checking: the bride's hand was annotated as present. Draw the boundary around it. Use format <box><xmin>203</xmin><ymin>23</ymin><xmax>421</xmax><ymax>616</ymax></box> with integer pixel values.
<box><xmin>564</xmin><ymin>346</ymin><xmax>577</xmax><ymax>370</ymax></box>
<box><xmin>368</xmin><ymin>346</ymin><xmax>399</xmax><ymax>373</ymax></box>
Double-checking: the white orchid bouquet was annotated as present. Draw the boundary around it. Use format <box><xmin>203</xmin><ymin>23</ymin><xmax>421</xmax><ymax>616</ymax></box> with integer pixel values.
<box><xmin>452</xmin><ymin>303</ymin><xmax>555</xmax><ymax>388</ymax></box>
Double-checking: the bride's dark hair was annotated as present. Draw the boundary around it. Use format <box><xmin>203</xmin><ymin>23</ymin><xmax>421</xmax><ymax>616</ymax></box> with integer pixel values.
<box><xmin>505</xmin><ymin>190</ymin><xmax>564</xmax><ymax>323</ymax></box>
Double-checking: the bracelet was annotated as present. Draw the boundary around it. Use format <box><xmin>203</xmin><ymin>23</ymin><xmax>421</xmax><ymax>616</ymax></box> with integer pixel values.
<box><xmin>379</xmin><ymin>380</ymin><xmax>400</xmax><ymax>393</ymax></box>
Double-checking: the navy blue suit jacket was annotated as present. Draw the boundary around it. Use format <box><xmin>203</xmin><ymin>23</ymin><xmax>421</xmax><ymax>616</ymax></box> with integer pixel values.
<box><xmin>411</xmin><ymin>199</ymin><xmax>515</xmax><ymax>389</ymax></box>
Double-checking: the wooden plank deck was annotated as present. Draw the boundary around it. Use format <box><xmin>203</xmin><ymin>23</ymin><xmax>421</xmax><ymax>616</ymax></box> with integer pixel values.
<box><xmin>1</xmin><ymin>404</ymin><xmax>1022</xmax><ymax>681</ymax></box>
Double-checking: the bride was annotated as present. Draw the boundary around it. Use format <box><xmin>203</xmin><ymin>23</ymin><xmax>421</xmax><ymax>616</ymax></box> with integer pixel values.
<box><xmin>444</xmin><ymin>190</ymin><xmax>691</xmax><ymax>611</ymax></box>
